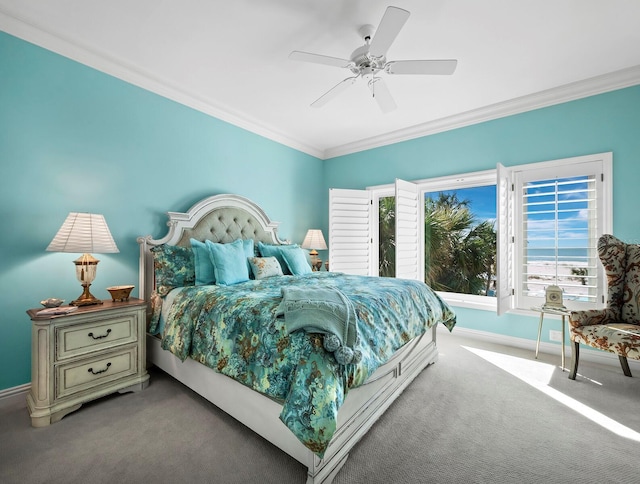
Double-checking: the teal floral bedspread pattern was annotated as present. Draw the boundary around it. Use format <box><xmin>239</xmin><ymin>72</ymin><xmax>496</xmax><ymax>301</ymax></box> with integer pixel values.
<box><xmin>150</xmin><ymin>272</ymin><xmax>456</xmax><ymax>457</ymax></box>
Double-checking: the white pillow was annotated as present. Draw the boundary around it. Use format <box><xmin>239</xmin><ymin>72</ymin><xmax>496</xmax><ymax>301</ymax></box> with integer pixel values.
<box><xmin>248</xmin><ymin>256</ymin><xmax>284</xmax><ymax>280</ymax></box>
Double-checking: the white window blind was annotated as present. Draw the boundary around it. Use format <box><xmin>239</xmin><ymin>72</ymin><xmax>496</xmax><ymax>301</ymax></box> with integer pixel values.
<box><xmin>521</xmin><ymin>175</ymin><xmax>598</xmax><ymax>303</ymax></box>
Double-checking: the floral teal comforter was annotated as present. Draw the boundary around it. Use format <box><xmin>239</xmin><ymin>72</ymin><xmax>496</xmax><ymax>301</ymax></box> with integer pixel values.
<box><xmin>150</xmin><ymin>272</ymin><xmax>455</xmax><ymax>457</ymax></box>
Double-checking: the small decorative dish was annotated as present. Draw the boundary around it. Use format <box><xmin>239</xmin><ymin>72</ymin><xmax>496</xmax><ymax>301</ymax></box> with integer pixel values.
<box><xmin>41</xmin><ymin>298</ymin><xmax>64</xmax><ymax>308</ymax></box>
<box><xmin>106</xmin><ymin>285</ymin><xmax>135</xmax><ymax>302</ymax></box>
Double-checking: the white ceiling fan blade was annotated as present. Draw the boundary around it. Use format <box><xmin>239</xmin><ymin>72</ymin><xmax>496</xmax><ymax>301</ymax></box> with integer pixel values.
<box><xmin>311</xmin><ymin>77</ymin><xmax>358</xmax><ymax>108</ymax></box>
<box><xmin>367</xmin><ymin>77</ymin><xmax>397</xmax><ymax>114</ymax></box>
<box><xmin>368</xmin><ymin>6</ymin><xmax>410</xmax><ymax>58</ymax></box>
<box><xmin>386</xmin><ymin>59</ymin><xmax>458</xmax><ymax>75</ymax></box>
<box><xmin>289</xmin><ymin>51</ymin><xmax>352</xmax><ymax>69</ymax></box>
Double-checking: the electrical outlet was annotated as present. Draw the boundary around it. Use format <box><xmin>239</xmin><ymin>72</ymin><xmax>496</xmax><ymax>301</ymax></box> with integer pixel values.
<box><xmin>549</xmin><ymin>330</ymin><xmax>563</xmax><ymax>342</ymax></box>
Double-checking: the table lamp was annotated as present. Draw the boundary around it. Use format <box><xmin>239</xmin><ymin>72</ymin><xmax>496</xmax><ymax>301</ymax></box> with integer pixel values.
<box><xmin>301</xmin><ymin>229</ymin><xmax>327</xmax><ymax>271</ymax></box>
<box><xmin>46</xmin><ymin>212</ymin><xmax>119</xmax><ymax>306</ymax></box>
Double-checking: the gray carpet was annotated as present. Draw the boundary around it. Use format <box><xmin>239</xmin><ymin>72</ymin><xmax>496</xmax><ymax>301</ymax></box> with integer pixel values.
<box><xmin>1</xmin><ymin>329</ymin><xmax>639</xmax><ymax>484</ymax></box>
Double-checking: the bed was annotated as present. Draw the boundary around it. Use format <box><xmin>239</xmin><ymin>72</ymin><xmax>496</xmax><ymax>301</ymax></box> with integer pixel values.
<box><xmin>137</xmin><ymin>193</ymin><xmax>455</xmax><ymax>483</ymax></box>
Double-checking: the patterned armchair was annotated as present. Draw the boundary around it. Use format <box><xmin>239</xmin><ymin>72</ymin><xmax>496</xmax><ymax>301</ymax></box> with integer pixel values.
<box><xmin>568</xmin><ymin>234</ymin><xmax>640</xmax><ymax>380</ymax></box>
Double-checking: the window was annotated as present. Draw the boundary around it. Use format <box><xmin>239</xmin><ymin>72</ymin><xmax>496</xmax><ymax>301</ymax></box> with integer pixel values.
<box><xmin>371</xmin><ymin>172</ymin><xmax>497</xmax><ymax>310</ymax></box>
<box><xmin>424</xmin><ymin>187</ymin><xmax>496</xmax><ymax>293</ymax></box>
<box><xmin>378</xmin><ymin>195</ymin><xmax>396</xmax><ymax>277</ymax></box>
<box><xmin>329</xmin><ymin>152</ymin><xmax>612</xmax><ymax>315</ymax></box>
<box><xmin>521</xmin><ymin>176</ymin><xmax>596</xmax><ymax>302</ymax></box>
<box><xmin>418</xmin><ymin>170</ymin><xmax>497</xmax><ymax>310</ymax></box>
<box><xmin>330</xmin><ymin>181</ymin><xmax>421</xmax><ymax>281</ymax></box>
<box><xmin>498</xmin><ymin>152</ymin><xmax>612</xmax><ymax>314</ymax></box>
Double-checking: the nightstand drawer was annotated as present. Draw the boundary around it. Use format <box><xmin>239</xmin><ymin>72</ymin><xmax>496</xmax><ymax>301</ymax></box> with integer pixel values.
<box><xmin>56</xmin><ymin>315</ymin><xmax>138</xmax><ymax>360</ymax></box>
<box><xmin>56</xmin><ymin>346</ymin><xmax>138</xmax><ymax>399</ymax></box>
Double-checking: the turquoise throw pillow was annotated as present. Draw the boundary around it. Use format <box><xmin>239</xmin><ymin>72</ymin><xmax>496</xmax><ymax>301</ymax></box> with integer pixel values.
<box><xmin>242</xmin><ymin>239</ymin><xmax>255</xmax><ymax>278</ymax></box>
<box><xmin>242</xmin><ymin>238</ymin><xmax>255</xmax><ymax>258</ymax></box>
<box><xmin>281</xmin><ymin>246</ymin><xmax>312</xmax><ymax>275</ymax></box>
<box><xmin>190</xmin><ymin>238</ymin><xmax>216</xmax><ymax>285</ymax></box>
<box><xmin>205</xmin><ymin>239</ymin><xmax>250</xmax><ymax>286</ymax></box>
<box><xmin>257</xmin><ymin>242</ymin><xmax>299</xmax><ymax>275</ymax></box>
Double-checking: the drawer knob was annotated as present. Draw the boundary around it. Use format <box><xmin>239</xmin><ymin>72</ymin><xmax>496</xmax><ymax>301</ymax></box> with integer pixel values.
<box><xmin>88</xmin><ymin>328</ymin><xmax>112</xmax><ymax>340</ymax></box>
<box><xmin>87</xmin><ymin>362</ymin><xmax>111</xmax><ymax>375</ymax></box>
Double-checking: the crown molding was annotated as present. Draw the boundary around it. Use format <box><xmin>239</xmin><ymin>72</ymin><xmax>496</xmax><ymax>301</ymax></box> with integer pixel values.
<box><xmin>3</xmin><ymin>8</ymin><xmax>639</xmax><ymax>162</ymax></box>
<box><xmin>0</xmin><ymin>9</ymin><xmax>324</xmax><ymax>159</ymax></box>
<box><xmin>324</xmin><ymin>65</ymin><xmax>640</xmax><ymax>159</ymax></box>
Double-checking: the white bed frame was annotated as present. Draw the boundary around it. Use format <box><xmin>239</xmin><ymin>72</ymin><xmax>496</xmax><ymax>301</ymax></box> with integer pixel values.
<box><xmin>138</xmin><ymin>194</ymin><xmax>439</xmax><ymax>484</ymax></box>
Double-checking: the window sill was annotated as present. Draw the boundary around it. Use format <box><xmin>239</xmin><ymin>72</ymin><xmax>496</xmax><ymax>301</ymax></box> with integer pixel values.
<box><xmin>438</xmin><ymin>292</ymin><xmax>497</xmax><ymax>312</ymax></box>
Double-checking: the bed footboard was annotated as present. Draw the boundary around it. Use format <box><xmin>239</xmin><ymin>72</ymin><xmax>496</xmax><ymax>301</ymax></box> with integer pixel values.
<box><xmin>147</xmin><ymin>325</ymin><xmax>437</xmax><ymax>483</ymax></box>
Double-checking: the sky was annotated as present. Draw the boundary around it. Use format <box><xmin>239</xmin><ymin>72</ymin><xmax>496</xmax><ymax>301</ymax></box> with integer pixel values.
<box><xmin>425</xmin><ymin>185</ymin><xmax>497</xmax><ymax>224</ymax></box>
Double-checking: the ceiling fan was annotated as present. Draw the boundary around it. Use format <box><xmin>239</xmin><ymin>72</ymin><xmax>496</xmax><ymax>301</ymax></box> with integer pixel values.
<box><xmin>289</xmin><ymin>6</ymin><xmax>458</xmax><ymax>113</ymax></box>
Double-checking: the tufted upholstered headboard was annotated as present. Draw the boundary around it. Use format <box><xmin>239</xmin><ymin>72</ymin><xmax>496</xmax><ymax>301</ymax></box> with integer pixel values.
<box><xmin>137</xmin><ymin>194</ymin><xmax>287</xmax><ymax>307</ymax></box>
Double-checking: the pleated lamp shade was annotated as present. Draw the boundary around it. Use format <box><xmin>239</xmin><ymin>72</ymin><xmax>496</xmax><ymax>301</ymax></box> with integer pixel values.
<box><xmin>47</xmin><ymin>213</ymin><xmax>119</xmax><ymax>254</ymax></box>
<box><xmin>301</xmin><ymin>229</ymin><xmax>327</xmax><ymax>251</ymax></box>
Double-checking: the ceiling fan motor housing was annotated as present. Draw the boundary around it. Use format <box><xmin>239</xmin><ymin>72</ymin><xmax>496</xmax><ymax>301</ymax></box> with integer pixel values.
<box><xmin>349</xmin><ymin>43</ymin><xmax>386</xmax><ymax>75</ymax></box>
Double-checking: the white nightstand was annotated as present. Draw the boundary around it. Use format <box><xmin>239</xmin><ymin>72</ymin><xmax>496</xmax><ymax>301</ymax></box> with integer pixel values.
<box><xmin>26</xmin><ymin>298</ymin><xmax>149</xmax><ymax>427</ymax></box>
<box><xmin>531</xmin><ymin>305</ymin><xmax>571</xmax><ymax>370</ymax></box>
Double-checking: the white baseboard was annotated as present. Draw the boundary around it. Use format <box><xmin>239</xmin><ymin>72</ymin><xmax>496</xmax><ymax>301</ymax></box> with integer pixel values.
<box><xmin>2</xmin><ymin>326</ymin><xmax>637</xmax><ymax>410</ymax></box>
<box><xmin>442</xmin><ymin>325</ymin><xmax>640</xmax><ymax>370</ymax></box>
<box><xmin>0</xmin><ymin>383</ymin><xmax>29</xmax><ymax>410</ymax></box>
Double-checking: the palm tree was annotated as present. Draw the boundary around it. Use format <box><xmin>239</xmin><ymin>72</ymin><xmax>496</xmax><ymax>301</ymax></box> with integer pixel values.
<box><xmin>425</xmin><ymin>193</ymin><xmax>496</xmax><ymax>295</ymax></box>
<box><xmin>377</xmin><ymin>192</ymin><xmax>496</xmax><ymax>293</ymax></box>
<box><xmin>379</xmin><ymin>196</ymin><xmax>396</xmax><ymax>277</ymax></box>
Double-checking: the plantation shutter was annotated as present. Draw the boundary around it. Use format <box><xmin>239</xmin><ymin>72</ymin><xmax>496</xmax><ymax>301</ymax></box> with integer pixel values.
<box><xmin>329</xmin><ymin>188</ymin><xmax>372</xmax><ymax>275</ymax></box>
<box><xmin>515</xmin><ymin>156</ymin><xmax>609</xmax><ymax>310</ymax></box>
<box><xmin>496</xmin><ymin>162</ymin><xmax>514</xmax><ymax>315</ymax></box>
<box><xmin>498</xmin><ymin>153</ymin><xmax>611</xmax><ymax>312</ymax></box>
<box><xmin>395</xmin><ymin>179</ymin><xmax>421</xmax><ymax>280</ymax></box>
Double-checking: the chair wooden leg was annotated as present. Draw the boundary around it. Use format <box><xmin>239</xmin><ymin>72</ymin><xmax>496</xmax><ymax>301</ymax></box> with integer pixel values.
<box><xmin>569</xmin><ymin>341</ymin><xmax>579</xmax><ymax>380</ymax></box>
<box><xmin>619</xmin><ymin>355</ymin><xmax>632</xmax><ymax>377</ymax></box>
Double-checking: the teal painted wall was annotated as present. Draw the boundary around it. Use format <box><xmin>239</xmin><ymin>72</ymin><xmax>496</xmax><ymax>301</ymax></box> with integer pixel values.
<box><xmin>0</xmin><ymin>32</ymin><xmax>323</xmax><ymax>391</ymax></box>
<box><xmin>323</xmin><ymin>85</ymin><xmax>640</xmax><ymax>343</ymax></box>
<box><xmin>2</xmin><ymin>28</ymin><xmax>639</xmax><ymax>393</ymax></box>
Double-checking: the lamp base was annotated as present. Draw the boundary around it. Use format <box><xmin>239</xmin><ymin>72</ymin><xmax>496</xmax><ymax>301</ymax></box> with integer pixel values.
<box><xmin>309</xmin><ymin>250</ymin><xmax>322</xmax><ymax>271</ymax></box>
<box><xmin>71</xmin><ymin>284</ymin><xmax>103</xmax><ymax>306</ymax></box>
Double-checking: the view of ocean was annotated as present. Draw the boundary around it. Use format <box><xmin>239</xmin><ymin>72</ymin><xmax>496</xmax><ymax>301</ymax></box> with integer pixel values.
<box><xmin>525</xmin><ymin>247</ymin><xmax>591</xmax><ymax>261</ymax></box>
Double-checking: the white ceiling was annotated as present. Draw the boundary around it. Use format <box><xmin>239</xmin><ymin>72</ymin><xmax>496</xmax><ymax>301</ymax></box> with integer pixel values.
<box><xmin>2</xmin><ymin>1</ymin><xmax>640</xmax><ymax>159</ymax></box>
